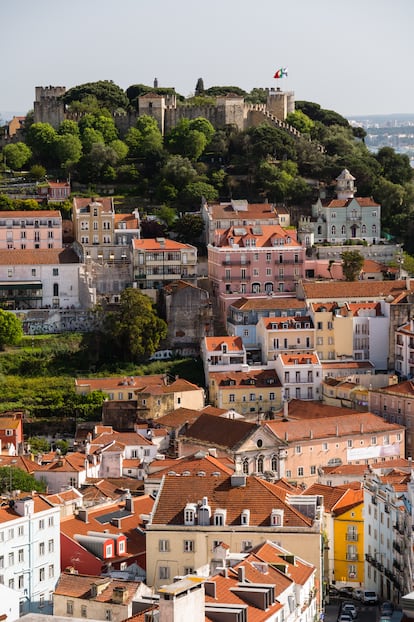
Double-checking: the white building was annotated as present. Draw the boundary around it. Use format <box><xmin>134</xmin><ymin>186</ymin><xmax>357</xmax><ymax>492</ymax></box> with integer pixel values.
<box><xmin>274</xmin><ymin>353</ymin><xmax>322</xmax><ymax>401</ymax></box>
<box><xmin>0</xmin><ymin>494</ymin><xmax>61</xmax><ymax>615</ymax></box>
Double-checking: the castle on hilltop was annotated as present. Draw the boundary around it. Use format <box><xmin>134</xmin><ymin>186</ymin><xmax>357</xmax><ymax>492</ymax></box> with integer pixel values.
<box><xmin>33</xmin><ymin>83</ymin><xmax>303</xmax><ymax>139</ymax></box>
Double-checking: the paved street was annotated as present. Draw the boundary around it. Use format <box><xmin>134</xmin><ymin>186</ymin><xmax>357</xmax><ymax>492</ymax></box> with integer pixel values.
<box><xmin>323</xmin><ymin>599</ymin><xmax>388</xmax><ymax>622</ymax></box>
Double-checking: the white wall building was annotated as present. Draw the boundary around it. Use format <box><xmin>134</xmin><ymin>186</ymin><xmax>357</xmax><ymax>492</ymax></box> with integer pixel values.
<box><xmin>0</xmin><ymin>494</ymin><xmax>61</xmax><ymax>616</ymax></box>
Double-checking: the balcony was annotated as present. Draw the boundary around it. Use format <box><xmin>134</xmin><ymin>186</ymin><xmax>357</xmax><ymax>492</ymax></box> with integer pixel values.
<box><xmin>222</xmin><ymin>259</ymin><xmax>251</xmax><ymax>266</ymax></box>
<box><xmin>346</xmin><ymin>553</ymin><xmax>358</xmax><ymax>561</ymax></box>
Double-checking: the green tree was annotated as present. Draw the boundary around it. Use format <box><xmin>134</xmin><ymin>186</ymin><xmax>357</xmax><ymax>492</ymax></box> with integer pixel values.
<box><xmin>195</xmin><ymin>78</ymin><xmax>205</xmax><ymax>96</ymax></box>
<box><xmin>0</xmin><ymin>466</ymin><xmax>46</xmax><ymax>493</ymax></box>
<box><xmin>165</xmin><ymin>119</ymin><xmax>207</xmax><ymax>161</ymax></box>
<box><xmin>81</xmin><ymin>127</ymin><xmax>105</xmax><ymax>153</ymax></box>
<box><xmin>0</xmin><ymin>309</ymin><xmax>23</xmax><ymax>349</ymax></box>
<box><xmin>29</xmin><ymin>164</ymin><xmax>46</xmax><ymax>180</ymax></box>
<box><xmin>285</xmin><ymin>110</ymin><xmax>314</xmax><ymax>135</ymax></box>
<box><xmin>205</xmin><ymin>86</ymin><xmax>247</xmax><ymax>97</ymax></box>
<box><xmin>104</xmin><ymin>289</ymin><xmax>167</xmax><ymax>362</ymax></box>
<box><xmin>376</xmin><ymin>146</ymin><xmax>413</xmax><ymax>185</ymax></box>
<box><xmin>63</xmin><ymin>80</ymin><xmax>129</xmax><ymax>112</ymax></box>
<box><xmin>180</xmin><ymin>181</ymin><xmax>218</xmax><ymax>208</ymax></box>
<box><xmin>93</xmin><ymin>115</ymin><xmax>119</xmax><ymax>143</ymax></box>
<box><xmin>26</xmin><ymin>122</ymin><xmax>58</xmax><ymax>164</ymax></box>
<box><xmin>161</xmin><ymin>155</ymin><xmax>198</xmax><ymax>190</ymax></box>
<box><xmin>341</xmin><ymin>250</ymin><xmax>364</xmax><ymax>281</ymax></box>
<box><xmin>2</xmin><ymin>142</ymin><xmax>32</xmax><ymax>170</ymax></box>
<box><xmin>109</xmin><ymin>139</ymin><xmax>129</xmax><ymax>160</ymax></box>
<box><xmin>27</xmin><ymin>436</ymin><xmax>50</xmax><ymax>454</ymax></box>
<box><xmin>173</xmin><ymin>213</ymin><xmax>204</xmax><ymax>242</ymax></box>
<box><xmin>55</xmin><ymin>133</ymin><xmax>83</xmax><ymax>168</ymax></box>
<box><xmin>58</xmin><ymin>119</ymin><xmax>80</xmax><ymax>137</ymax></box>
<box><xmin>125</xmin><ymin>115</ymin><xmax>163</xmax><ymax>159</ymax></box>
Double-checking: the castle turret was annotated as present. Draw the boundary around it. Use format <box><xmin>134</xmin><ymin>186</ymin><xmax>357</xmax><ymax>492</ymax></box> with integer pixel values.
<box><xmin>335</xmin><ymin>168</ymin><xmax>356</xmax><ymax>200</ymax></box>
<box><xmin>33</xmin><ymin>85</ymin><xmax>66</xmax><ymax>128</ymax></box>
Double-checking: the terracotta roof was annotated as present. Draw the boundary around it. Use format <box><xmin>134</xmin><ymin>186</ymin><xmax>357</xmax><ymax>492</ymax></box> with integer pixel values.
<box><xmin>265</xmin><ymin>412</ymin><xmax>403</xmax><ymax>442</ymax></box>
<box><xmin>321</xmin><ymin>360</ymin><xmax>374</xmax><ymax>370</ymax></box>
<box><xmin>146</xmin><ymin>452</ymin><xmax>234</xmax><ymax>480</ymax></box>
<box><xmin>261</xmin><ymin>316</ymin><xmax>313</xmax><ymax>330</ymax></box>
<box><xmin>151</xmin><ymin>474</ymin><xmax>313</xmax><ymax>527</ymax></box>
<box><xmin>252</xmin><ymin>540</ymin><xmax>315</xmax><ymax>585</ymax></box>
<box><xmin>320</xmin><ymin>197</ymin><xmax>379</xmax><ymax>208</ymax></box>
<box><xmin>75</xmin><ymin>374</ymin><xmax>200</xmax><ymax>395</ymax></box>
<box><xmin>209</xmin><ymin>368</ymin><xmax>281</xmax><ymax>389</ymax></box>
<box><xmin>44</xmin><ymin>488</ymin><xmax>83</xmax><ymax>505</ymax></box>
<box><xmin>154</xmin><ymin>407</ymin><xmax>204</xmax><ymax>429</ymax></box>
<box><xmin>373</xmin><ymin>380</ymin><xmax>414</xmax><ymax>396</ymax></box>
<box><xmin>215</xmin><ymin>224</ymin><xmax>301</xmax><ymax>248</ymax></box>
<box><xmin>300</xmin><ymin>279</ymin><xmax>411</xmax><ymax>301</ymax></box>
<box><xmin>54</xmin><ymin>573</ymin><xmax>140</xmax><ymax>602</ymax></box>
<box><xmin>182</xmin><ymin>413</ymin><xmax>257</xmax><ymax>449</ymax></box>
<box><xmin>0</xmin><ymin>493</ymin><xmax>54</xmax><ymax>524</ymax></box>
<box><xmin>302</xmin><ymin>483</ymin><xmax>349</xmax><ymax>512</ymax></box>
<box><xmin>73</xmin><ymin>197</ymin><xmax>114</xmax><ymax>211</ymax></box>
<box><xmin>61</xmin><ymin>495</ymin><xmax>154</xmax><ymax>560</ymax></box>
<box><xmin>362</xmin><ymin>259</ymin><xmax>384</xmax><ymax>273</ymax></box>
<box><xmin>204</xmin><ymin>336</ymin><xmax>244</xmax><ymax>352</ymax></box>
<box><xmin>207</xmin><ymin>201</ymin><xmax>281</xmax><ymax>220</ymax></box>
<box><xmin>230</xmin><ymin>296</ymin><xmax>306</xmax><ymax>311</ymax></box>
<box><xmin>279</xmin><ymin>353</ymin><xmax>319</xmax><ymax>365</ymax></box>
<box><xmin>114</xmin><ymin>213</ymin><xmax>140</xmax><ymax>229</ymax></box>
<box><xmin>0</xmin><ymin>210</ymin><xmax>61</xmax><ymax>218</ymax></box>
<box><xmin>132</xmin><ymin>238</ymin><xmax>194</xmax><ymax>251</ymax></box>
<box><xmin>0</xmin><ymin>247</ymin><xmax>79</xmax><ymax>265</ymax></box>
<box><xmin>332</xmin><ymin>488</ymin><xmax>364</xmax><ymax>516</ymax></box>
<box><xmin>347</xmin><ymin>302</ymin><xmax>383</xmax><ymax>316</ymax></box>
<box><xmin>0</xmin><ymin>417</ymin><xmax>21</xmax><ymax>430</ymax></box>
<box><xmin>279</xmin><ymin>399</ymin><xmax>361</xmax><ymax>420</ymax></box>
<box><xmin>92</xmin><ymin>431</ymin><xmax>153</xmax><ymax>448</ymax></box>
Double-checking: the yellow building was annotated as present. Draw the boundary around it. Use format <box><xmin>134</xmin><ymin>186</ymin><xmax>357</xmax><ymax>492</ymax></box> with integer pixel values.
<box><xmin>332</xmin><ymin>489</ymin><xmax>364</xmax><ymax>587</ymax></box>
<box><xmin>208</xmin><ymin>368</ymin><xmax>283</xmax><ymax>417</ymax></box>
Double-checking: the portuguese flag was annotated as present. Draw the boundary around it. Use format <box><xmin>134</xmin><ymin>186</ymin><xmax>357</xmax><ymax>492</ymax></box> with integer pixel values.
<box><xmin>274</xmin><ymin>67</ymin><xmax>288</xmax><ymax>79</ymax></box>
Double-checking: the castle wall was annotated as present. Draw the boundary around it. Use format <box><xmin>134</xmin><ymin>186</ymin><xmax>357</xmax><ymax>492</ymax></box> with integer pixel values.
<box><xmin>34</xmin><ymin>86</ymin><xmax>66</xmax><ymax>128</ymax></box>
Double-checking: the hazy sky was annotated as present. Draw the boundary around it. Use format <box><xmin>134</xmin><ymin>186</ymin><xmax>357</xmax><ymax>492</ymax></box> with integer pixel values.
<box><xmin>1</xmin><ymin>0</ymin><xmax>413</xmax><ymax>119</ymax></box>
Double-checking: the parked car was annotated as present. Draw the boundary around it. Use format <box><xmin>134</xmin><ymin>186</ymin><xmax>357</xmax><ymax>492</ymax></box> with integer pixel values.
<box><xmin>339</xmin><ymin>587</ymin><xmax>355</xmax><ymax>598</ymax></box>
<box><xmin>380</xmin><ymin>602</ymin><xmax>394</xmax><ymax>617</ymax></box>
<box><xmin>329</xmin><ymin>585</ymin><xmax>340</xmax><ymax>597</ymax></box>
<box><xmin>338</xmin><ymin>615</ymin><xmax>353</xmax><ymax>622</ymax></box>
<box><xmin>341</xmin><ymin>603</ymin><xmax>358</xmax><ymax>619</ymax></box>
<box><xmin>362</xmin><ymin>590</ymin><xmax>378</xmax><ymax>605</ymax></box>
<box><xmin>353</xmin><ymin>589</ymin><xmax>363</xmax><ymax>601</ymax></box>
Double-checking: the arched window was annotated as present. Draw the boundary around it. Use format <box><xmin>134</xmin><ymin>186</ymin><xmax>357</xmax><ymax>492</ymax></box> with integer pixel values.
<box><xmin>271</xmin><ymin>455</ymin><xmax>278</xmax><ymax>471</ymax></box>
<box><xmin>252</xmin><ymin>283</ymin><xmax>261</xmax><ymax>294</ymax></box>
<box><xmin>257</xmin><ymin>455</ymin><xmax>264</xmax><ymax>473</ymax></box>
<box><xmin>361</xmin><ymin>224</ymin><xmax>366</xmax><ymax>234</ymax></box>
<box><xmin>265</xmin><ymin>282</ymin><xmax>273</xmax><ymax>293</ymax></box>
<box><xmin>341</xmin><ymin>225</ymin><xmax>346</xmax><ymax>234</ymax></box>
<box><xmin>317</xmin><ymin>226</ymin><xmax>322</xmax><ymax>235</ymax></box>
<box><xmin>53</xmin><ymin>283</ymin><xmax>59</xmax><ymax>297</ymax></box>
<box><xmin>372</xmin><ymin>224</ymin><xmax>377</xmax><ymax>234</ymax></box>
<box><xmin>242</xmin><ymin>458</ymin><xmax>249</xmax><ymax>474</ymax></box>
<box><xmin>331</xmin><ymin>225</ymin><xmax>336</xmax><ymax>235</ymax></box>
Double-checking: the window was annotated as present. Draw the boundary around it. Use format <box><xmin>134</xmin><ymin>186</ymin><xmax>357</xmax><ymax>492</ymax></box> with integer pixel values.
<box><xmin>0</xmin><ymin>556</ymin><xmax>3</xmax><ymax>569</ymax></box>
<box><xmin>39</xmin><ymin>542</ymin><xmax>45</xmax><ymax>556</ymax></box>
<box><xmin>52</xmin><ymin>268</ymin><xmax>59</xmax><ymax>276</ymax></box>
<box><xmin>105</xmin><ymin>610</ymin><xmax>112</xmax><ymax>621</ymax></box>
<box><xmin>295</xmin><ymin>445</ymin><xmax>302</xmax><ymax>454</ymax></box>
<box><xmin>81</xmin><ymin>605</ymin><xmax>87</xmax><ymax>618</ymax></box>
<box><xmin>298</xmin><ymin>466</ymin><xmax>304</xmax><ymax>476</ymax></box>
<box><xmin>8</xmin><ymin>578</ymin><xmax>14</xmax><ymax>590</ymax></box>
<box><xmin>18</xmin><ymin>574</ymin><xmax>24</xmax><ymax>589</ymax></box>
<box><xmin>371</xmin><ymin>436</ymin><xmax>377</xmax><ymax>445</ymax></box>
<box><xmin>39</xmin><ymin>567</ymin><xmax>45</xmax><ymax>582</ymax></box>
<box><xmin>8</xmin><ymin>528</ymin><xmax>14</xmax><ymax>540</ymax></box>
<box><xmin>257</xmin><ymin>456</ymin><xmax>264</xmax><ymax>473</ymax></box>
<box><xmin>39</xmin><ymin>519</ymin><xmax>45</xmax><ymax>530</ymax></box>
<box><xmin>184</xmin><ymin>540</ymin><xmax>194</xmax><ymax>552</ymax></box>
<box><xmin>67</xmin><ymin>601</ymin><xmax>74</xmax><ymax>615</ymax></box>
<box><xmin>159</xmin><ymin>539</ymin><xmax>169</xmax><ymax>552</ymax></box>
<box><xmin>242</xmin><ymin>540</ymin><xmax>252</xmax><ymax>552</ymax></box>
<box><xmin>18</xmin><ymin>549</ymin><xmax>24</xmax><ymax>562</ymax></box>
<box><xmin>159</xmin><ymin>566</ymin><xmax>170</xmax><ymax>580</ymax></box>
<box><xmin>348</xmin><ymin>439</ymin><xmax>353</xmax><ymax>448</ymax></box>
<box><xmin>310</xmin><ymin>465</ymin><xmax>316</xmax><ymax>475</ymax></box>
<box><xmin>49</xmin><ymin>564</ymin><xmax>54</xmax><ymax>578</ymax></box>
<box><xmin>322</xmin><ymin>443</ymin><xmax>328</xmax><ymax>451</ymax></box>
<box><xmin>8</xmin><ymin>552</ymin><xmax>14</xmax><ymax>566</ymax></box>
<box><xmin>229</xmin><ymin>394</ymin><xmax>235</xmax><ymax>402</ymax></box>
<box><xmin>286</xmin><ymin>470</ymin><xmax>292</xmax><ymax>478</ymax></box>
<box><xmin>18</xmin><ymin>526</ymin><xmax>24</xmax><ymax>536</ymax></box>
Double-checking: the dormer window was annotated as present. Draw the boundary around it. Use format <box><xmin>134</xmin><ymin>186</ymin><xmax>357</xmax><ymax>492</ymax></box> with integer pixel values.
<box><xmin>214</xmin><ymin>509</ymin><xmax>227</xmax><ymax>526</ymax></box>
<box><xmin>222</xmin><ymin>344</ymin><xmax>227</xmax><ymax>354</ymax></box>
<box><xmin>184</xmin><ymin>503</ymin><xmax>197</xmax><ymax>526</ymax></box>
<box><xmin>271</xmin><ymin>509</ymin><xmax>284</xmax><ymax>526</ymax></box>
<box><xmin>241</xmin><ymin>509</ymin><xmax>250</xmax><ymax>526</ymax></box>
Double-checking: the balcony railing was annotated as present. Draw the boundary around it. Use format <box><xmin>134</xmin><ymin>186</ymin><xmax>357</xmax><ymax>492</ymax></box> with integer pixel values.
<box><xmin>346</xmin><ymin>533</ymin><xmax>358</xmax><ymax>541</ymax></box>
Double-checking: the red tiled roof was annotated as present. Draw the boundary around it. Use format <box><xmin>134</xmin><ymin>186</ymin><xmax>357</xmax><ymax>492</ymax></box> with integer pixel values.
<box><xmin>265</xmin><ymin>412</ymin><xmax>403</xmax><ymax>442</ymax></box>
<box><xmin>0</xmin><ymin>210</ymin><xmax>61</xmax><ymax>218</ymax></box>
<box><xmin>183</xmin><ymin>413</ymin><xmax>257</xmax><ymax>449</ymax></box>
<box><xmin>301</xmin><ymin>279</ymin><xmax>411</xmax><ymax>300</ymax></box>
<box><xmin>151</xmin><ymin>474</ymin><xmax>313</xmax><ymax>527</ymax></box>
<box><xmin>54</xmin><ymin>573</ymin><xmax>140</xmax><ymax>602</ymax></box>
<box><xmin>132</xmin><ymin>238</ymin><xmax>194</xmax><ymax>251</ymax></box>
<box><xmin>204</xmin><ymin>336</ymin><xmax>244</xmax><ymax>352</ymax></box>
<box><xmin>209</xmin><ymin>368</ymin><xmax>281</xmax><ymax>389</ymax></box>
<box><xmin>215</xmin><ymin>224</ymin><xmax>301</xmax><ymax>248</ymax></box>
<box><xmin>261</xmin><ymin>316</ymin><xmax>313</xmax><ymax>330</ymax></box>
<box><xmin>302</xmin><ymin>483</ymin><xmax>349</xmax><ymax>512</ymax></box>
<box><xmin>0</xmin><ymin>247</ymin><xmax>79</xmax><ymax>265</ymax></box>
<box><xmin>230</xmin><ymin>297</ymin><xmax>306</xmax><ymax>311</ymax></box>
<box><xmin>146</xmin><ymin>453</ymin><xmax>234</xmax><ymax>480</ymax></box>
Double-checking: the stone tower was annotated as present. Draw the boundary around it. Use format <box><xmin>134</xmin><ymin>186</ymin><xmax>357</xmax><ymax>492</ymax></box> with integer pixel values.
<box><xmin>33</xmin><ymin>86</ymin><xmax>66</xmax><ymax>128</ymax></box>
<box><xmin>266</xmin><ymin>87</ymin><xmax>295</xmax><ymax>120</ymax></box>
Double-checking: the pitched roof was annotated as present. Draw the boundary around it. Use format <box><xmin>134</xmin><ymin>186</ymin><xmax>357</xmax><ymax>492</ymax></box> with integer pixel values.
<box><xmin>301</xmin><ymin>483</ymin><xmax>349</xmax><ymax>512</ymax></box>
<box><xmin>230</xmin><ymin>296</ymin><xmax>306</xmax><ymax>311</ymax></box>
<box><xmin>0</xmin><ymin>247</ymin><xmax>79</xmax><ymax>265</ymax></box>
<box><xmin>215</xmin><ymin>224</ymin><xmax>301</xmax><ymax>248</ymax></box>
<box><xmin>204</xmin><ymin>336</ymin><xmax>244</xmax><ymax>352</ymax></box>
<box><xmin>183</xmin><ymin>413</ymin><xmax>257</xmax><ymax>450</ymax></box>
<box><xmin>261</xmin><ymin>316</ymin><xmax>313</xmax><ymax>330</ymax></box>
<box><xmin>147</xmin><ymin>452</ymin><xmax>234</xmax><ymax>480</ymax></box>
<box><xmin>0</xmin><ymin>210</ymin><xmax>61</xmax><ymax>218</ymax></box>
<box><xmin>207</xmin><ymin>201</ymin><xmax>280</xmax><ymax>220</ymax></box>
<box><xmin>279</xmin><ymin>399</ymin><xmax>361</xmax><ymax>420</ymax></box>
<box><xmin>265</xmin><ymin>412</ymin><xmax>403</xmax><ymax>442</ymax></box>
<box><xmin>209</xmin><ymin>368</ymin><xmax>281</xmax><ymax>389</ymax></box>
<box><xmin>151</xmin><ymin>474</ymin><xmax>313</xmax><ymax>527</ymax></box>
<box><xmin>54</xmin><ymin>573</ymin><xmax>140</xmax><ymax>602</ymax></box>
<box><xmin>75</xmin><ymin>374</ymin><xmax>200</xmax><ymax>395</ymax></box>
<box><xmin>132</xmin><ymin>238</ymin><xmax>194</xmax><ymax>251</ymax></box>
<box><xmin>300</xmin><ymin>279</ymin><xmax>411</xmax><ymax>301</ymax></box>
<box><xmin>114</xmin><ymin>213</ymin><xmax>140</xmax><ymax>229</ymax></box>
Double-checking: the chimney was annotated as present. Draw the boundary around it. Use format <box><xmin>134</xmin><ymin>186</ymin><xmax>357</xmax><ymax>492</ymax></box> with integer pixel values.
<box><xmin>112</xmin><ymin>586</ymin><xmax>128</xmax><ymax>604</ymax></box>
<box><xmin>283</xmin><ymin>398</ymin><xmax>288</xmax><ymax>420</ymax></box>
<box><xmin>238</xmin><ymin>566</ymin><xmax>246</xmax><ymax>583</ymax></box>
<box><xmin>78</xmin><ymin>508</ymin><xmax>88</xmax><ymax>523</ymax></box>
<box><xmin>125</xmin><ymin>495</ymin><xmax>133</xmax><ymax>513</ymax></box>
<box><xmin>360</xmin><ymin>423</ymin><xmax>364</xmax><ymax>434</ymax></box>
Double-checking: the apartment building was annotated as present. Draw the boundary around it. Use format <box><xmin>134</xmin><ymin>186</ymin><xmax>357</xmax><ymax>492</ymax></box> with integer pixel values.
<box><xmin>0</xmin><ymin>210</ymin><xmax>62</xmax><ymax>250</ymax></box>
<box><xmin>395</xmin><ymin>319</ymin><xmax>414</xmax><ymax>378</ymax></box>
<box><xmin>145</xmin><ymin>473</ymin><xmax>322</xmax><ymax>590</ymax></box>
<box><xmin>369</xmin><ymin>379</ymin><xmax>414</xmax><ymax>456</ymax></box>
<box><xmin>256</xmin><ymin>315</ymin><xmax>315</xmax><ymax>364</ymax></box>
<box><xmin>201</xmin><ymin>198</ymin><xmax>290</xmax><ymax>245</ymax></box>
<box><xmin>201</xmin><ymin>336</ymin><xmax>247</xmax><ymax>384</ymax></box>
<box><xmin>274</xmin><ymin>353</ymin><xmax>322</xmax><ymax>401</ymax></box>
<box><xmin>208</xmin><ymin>368</ymin><xmax>283</xmax><ymax>417</ymax></box>
<box><xmin>131</xmin><ymin>237</ymin><xmax>197</xmax><ymax>301</ymax></box>
<box><xmin>0</xmin><ymin>494</ymin><xmax>61</xmax><ymax>615</ymax></box>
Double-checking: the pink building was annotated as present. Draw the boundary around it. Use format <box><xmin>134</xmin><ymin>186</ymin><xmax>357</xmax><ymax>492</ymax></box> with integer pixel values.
<box><xmin>0</xmin><ymin>210</ymin><xmax>62</xmax><ymax>250</ymax></box>
<box><xmin>208</xmin><ymin>224</ymin><xmax>305</xmax><ymax>319</ymax></box>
